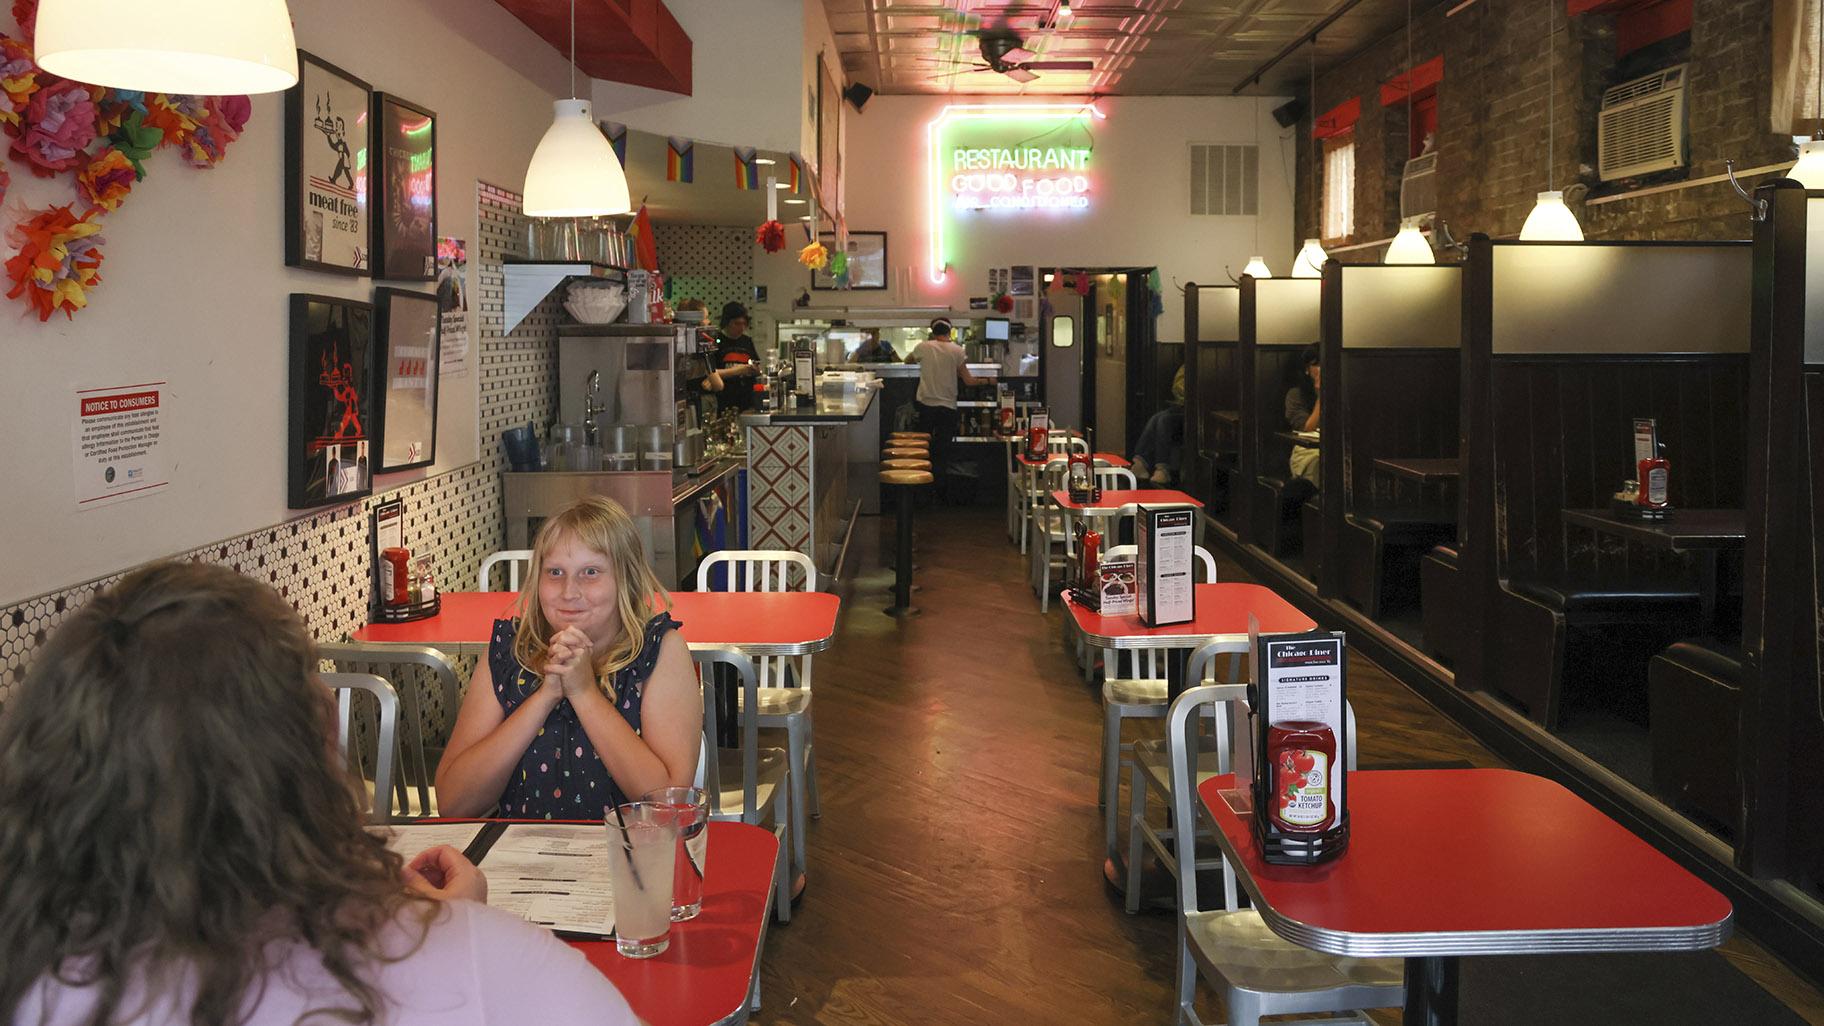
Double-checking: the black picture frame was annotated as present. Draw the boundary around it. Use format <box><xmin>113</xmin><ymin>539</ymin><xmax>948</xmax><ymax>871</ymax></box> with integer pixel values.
<box><xmin>371</xmin><ymin>93</ymin><xmax>438</xmax><ymax>281</ymax></box>
<box><xmin>811</xmin><ymin>231</ymin><xmax>887</xmax><ymax>290</ymax></box>
<box><xmin>286</xmin><ymin>51</ymin><xmax>372</xmax><ymax>275</ymax></box>
<box><xmin>372</xmin><ymin>287</ymin><xmax>441</xmax><ymax>473</ymax></box>
<box><xmin>288</xmin><ymin>294</ymin><xmax>375</xmax><ymax>508</ymax></box>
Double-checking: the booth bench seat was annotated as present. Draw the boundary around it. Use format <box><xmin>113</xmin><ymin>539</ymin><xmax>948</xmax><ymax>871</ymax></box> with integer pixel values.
<box><xmin>1339</xmin><ymin>508</ymin><xmax>1456</xmax><ymax>619</ymax></box>
<box><xmin>1649</xmin><ymin>640</ymin><xmax>1743</xmax><ymax>836</ymax></box>
<box><xmin>1487</xmin><ymin>578</ymin><xmax>1702</xmax><ymax>729</ymax></box>
<box><xmin>1253</xmin><ymin>474</ymin><xmax>1316</xmax><ymax>557</ymax></box>
<box><xmin>1420</xmin><ymin>544</ymin><xmax>1461</xmax><ymax>665</ymax></box>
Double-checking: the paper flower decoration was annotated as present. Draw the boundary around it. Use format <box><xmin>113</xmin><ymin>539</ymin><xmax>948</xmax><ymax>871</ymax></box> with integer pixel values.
<box><xmin>5</xmin><ymin>205</ymin><xmax>104</xmax><ymax>321</ymax></box>
<box><xmin>12</xmin><ymin>0</ymin><xmax>38</xmax><ymax>42</ymax></box>
<box><xmin>0</xmin><ymin>35</ymin><xmax>40</xmax><ymax>132</ymax></box>
<box><xmin>829</xmin><ymin>250</ymin><xmax>849</xmax><ymax>287</ymax></box>
<box><xmin>143</xmin><ymin>92</ymin><xmax>201</xmax><ymax>151</ymax></box>
<box><xmin>797</xmin><ymin>241</ymin><xmax>829</xmax><ymax>270</ymax></box>
<box><xmin>107</xmin><ymin>107</ymin><xmax>163</xmax><ymax>177</ymax></box>
<box><xmin>993</xmin><ymin>292</ymin><xmax>1013</xmax><ymax>314</ymax></box>
<box><xmin>77</xmin><ymin>147</ymin><xmax>135</xmax><ymax>211</ymax></box>
<box><xmin>10</xmin><ymin>77</ymin><xmax>96</xmax><ymax>176</ymax></box>
<box><xmin>755</xmin><ymin>219</ymin><xmax>785</xmax><ymax>253</ymax></box>
<box><xmin>0</xmin><ymin>161</ymin><xmax>9</xmax><ymax>208</ymax></box>
<box><xmin>182</xmin><ymin>94</ymin><xmax>250</xmax><ymax>168</ymax></box>
<box><xmin>92</xmin><ymin>87</ymin><xmax>146</xmax><ymax>136</ymax></box>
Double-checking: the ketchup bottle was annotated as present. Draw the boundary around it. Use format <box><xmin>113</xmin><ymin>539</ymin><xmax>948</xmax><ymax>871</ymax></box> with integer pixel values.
<box><xmin>1026</xmin><ymin>425</ymin><xmax>1049</xmax><ymax>461</ymax></box>
<box><xmin>1079</xmin><ymin>522</ymin><xmax>1102</xmax><ymax>591</ymax></box>
<box><xmin>1266</xmin><ymin>721</ymin><xmax>1337</xmax><ymax>834</ymax></box>
<box><xmin>382</xmin><ymin>547</ymin><xmax>411</xmax><ymax>608</ymax></box>
<box><xmin>1636</xmin><ymin>442</ymin><xmax>1669</xmax><ymax>510</ymax></box>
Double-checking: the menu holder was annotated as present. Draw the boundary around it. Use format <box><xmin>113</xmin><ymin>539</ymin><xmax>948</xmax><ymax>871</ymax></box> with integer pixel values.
<box><xmin>1136</xmin><ymin>504</ymin><xmax>1195</xmax><ymax>626</ymax></box>
<box><xmin>370</xmin><ymin>498</ymin><xmax>404</xmax><ymax>617</ymax></box>
<box><xmin>1249</xmin><ymin>630</ymin><xmax>1350</xmax><ymax>866</ymax></box>
<box><xmin>373</xmin><ymin>592</ymin><xmax>441</xmax><ymax>623</ymax></box>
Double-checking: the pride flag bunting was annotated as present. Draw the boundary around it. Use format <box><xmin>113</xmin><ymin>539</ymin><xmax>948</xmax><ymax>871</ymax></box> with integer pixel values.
<box><xmin>600</xmin><ymin>121</ymin><xmax>628</xmax><ymax>165</ymax></box>
<box><xmin>734</xmin><ymin>147</ymin><xmax>759</xmax><ymax>190</ymax></box>
<box><xmin>666</xmin><ymin>137</ymin><xmax>694</xmax><ymax>183</ymax></box>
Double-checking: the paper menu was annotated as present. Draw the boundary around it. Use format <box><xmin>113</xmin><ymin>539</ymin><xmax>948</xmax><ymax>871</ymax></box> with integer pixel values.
<box><xmin>1137</xmin><ymin>505</ymin><xmax>1196</xmax><ymax>626</ymax></box>
<box><xmin>482</xmin><ymin>824</ymin><xmax>617</xmax><ymax>936</ymax></box>
<box><xmin>368</xmin><ymin>821</ymin><xmax>485</xmax><ymax>863</ymax></box>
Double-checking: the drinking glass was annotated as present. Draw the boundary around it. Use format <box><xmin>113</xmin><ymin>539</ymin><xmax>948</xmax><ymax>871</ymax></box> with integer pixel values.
<box><xmin>604</xmin><ymin>803</ymin><xmax>677</xmax><ymax>958</ymax></box>
<box><xmin>642</xmin><ymin>786</ymin><xmax>710</xmax><ymax>921</ymax></box>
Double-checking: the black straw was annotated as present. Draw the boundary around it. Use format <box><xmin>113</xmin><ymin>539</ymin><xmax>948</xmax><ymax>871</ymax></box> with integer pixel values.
<box><xmin>609</xmin><ymin>802</ymin><xmax>644</xmax><ymax>890</ymax></box>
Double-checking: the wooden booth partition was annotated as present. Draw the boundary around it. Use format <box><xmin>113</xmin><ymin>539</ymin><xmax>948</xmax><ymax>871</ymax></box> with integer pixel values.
<box><xmin>1236</xmin><ymin>276</ymin><xmax>1323</xmax><ymax>569</ymax></box>
<box><xmin>1459</xmin><ymin>238</ymin><xmax>1751</xmax><ymax>759</ymax></box>
<box><xmin>1182</xmin><ymin>284</ymin><xmax>1242</xmax><ymax>524</ymax></box>
<box><xmin>1316</xmin><ymin>265</ymin><xmax>1462</xmax><ymax>652</ymax></box>
<box><xmin>1740</xmin><ymin>181</ymin><xmax>1824</xmax><ymax>903</ymax></box>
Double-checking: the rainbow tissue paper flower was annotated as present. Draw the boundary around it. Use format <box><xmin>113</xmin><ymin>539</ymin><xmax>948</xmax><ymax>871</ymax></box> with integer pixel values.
<box><xmin>5</xmin><ymin>205</ymin><xmax>104</xmax><ymax>321</ymax></box>
<box><xmin>10</xmin><ymin>78</ymin><xmax>96</xmax><ymax>175</ymax></box>
<box><xmin>77</xmin><ymin>147</ymin><xmax>135</xmax><ymax>211</ymax></box>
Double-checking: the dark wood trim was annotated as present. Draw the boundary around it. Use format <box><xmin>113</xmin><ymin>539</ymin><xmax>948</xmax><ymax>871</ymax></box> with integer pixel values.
<box><xmin>1458</xmin><ymin>233</ymin><xmax>1496</xmax><ymax>694</ymax></box>
<box><xmin>1183</xmin><ymin>285</ymin><xmax>1205</xmax><ymax>501</ymax></box>
<box><xmin>1237</xmin><ymin>276</ymin><xmax>1259</xmax><ymax>545</ymax></box>
<box><xmin>1318</xmin><ymin>261</ymin><xmax>1344</xmax><ymax>599</ymax></box>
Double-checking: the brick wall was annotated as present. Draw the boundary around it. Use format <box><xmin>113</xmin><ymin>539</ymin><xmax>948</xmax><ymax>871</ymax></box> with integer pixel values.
<box><xmin>1295</xmin><ymin>0</ymin><xmax>1792</xmax><ymax>261</ymax></box>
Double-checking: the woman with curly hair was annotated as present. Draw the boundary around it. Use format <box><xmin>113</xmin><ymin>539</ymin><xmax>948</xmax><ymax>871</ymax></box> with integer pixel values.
<box><xmin>435</xmin><ymin>495</ymin><xmax>700</xmax><ymax>819</ymax></box>
<box><xmin>0</xmin><ymin>560</ymin><xmax>634</xmax><ymax>1025</ymax></box>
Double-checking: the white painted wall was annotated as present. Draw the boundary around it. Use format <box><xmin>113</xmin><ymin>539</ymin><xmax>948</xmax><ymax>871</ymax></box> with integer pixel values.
<box><xmin>592</xmin><ymin>0</ymin><xmax>807</xmax><ymax>153</ymax></box>
<box><xmin>751</xmin><ymin>94</ymin><xmax>1298</xmax><ymax>341</ymax></box>
<box><xmin>0</xmin><ymin>0</ymin><xmax>569</xmax><ymax>605</ymax></box>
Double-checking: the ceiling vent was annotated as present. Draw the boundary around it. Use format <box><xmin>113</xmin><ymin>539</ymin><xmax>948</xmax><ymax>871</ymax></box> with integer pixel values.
<box><xmin>1598</xmin><ymin>64</ymin><xmax>1689</xmax><ymax>181</ymax></box>
<box><xmin>1399</xmin><ymin>151</ymin><xmax>1438</xmax><ymax>221</ymax></box>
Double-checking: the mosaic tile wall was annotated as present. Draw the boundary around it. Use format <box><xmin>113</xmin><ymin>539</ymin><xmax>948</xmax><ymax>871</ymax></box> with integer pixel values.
<box><xmin>0</xmin><ymin>181</ymin><xmax>561</xmax><ymax>709</ymax></box>
<box><xmin>654</xmin><ymin>224</ymin><xmax>765</xmax><ymax>346</ymax></box>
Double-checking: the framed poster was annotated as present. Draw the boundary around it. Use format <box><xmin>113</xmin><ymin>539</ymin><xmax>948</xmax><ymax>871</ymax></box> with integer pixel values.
<box><xmin>288</xmin><ymin>294</ymin><xmax>374</xmax><ymax>508</ymax></box>
<box><xmin>372</xmin><ymin>287</ymin><xmax>441</xmax><ymax>472</ymax></box>
<box><xmin>371</xmin><ymin>93</ymin><xmax>437</xmax><ymax>281</ymax></box>
<box><xmin>811</xmin><ymin>231</ymin><xmax>886</xmax><ymax>290</ymax></box>
<box><xmin>286</xmin><ymin>52</ymin><xmax>371</xmax><ymax>275</ymax></box>
<box><xmin>817</xmin><ymin>55</ymin><xmax>841</xmax><ymax>215</ymax></box>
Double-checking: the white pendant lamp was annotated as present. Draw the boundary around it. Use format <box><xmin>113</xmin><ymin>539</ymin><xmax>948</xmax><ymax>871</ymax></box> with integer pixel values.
<box><xmin>1791</xmin><ymin>140</ymin><xmax>1824</xmax><ymax>188</ymax></box>
<box><xmin>1385</xmin><ymin>220</ymin><xmax>1436</xmax><ymax>264</ymax></box>
<box><xmin>34</xmin><ymin>0</ymin><xmax>298</xmax><ymax>95</ymax></box>
<box><xmin>1520</xmin><ymin>0</ymin><xmax>1583</xmax><ymax>241</ymax></box>
<box><xmin>1518</xmin><ymin>190</ymin><xmax>1583</xmax><ymax>241</ymax></box>
<box><xmin>1293</xmin><ymin>238</ymin><xmax>1327</xmax><ymax>277</ymax></box>
<box><xmin>523</xmin><ymin>0</ymin><xmax>632</xmax><ymax>218</ymax></box>
<box><xmin>1243</xmin><ymin>256</ymin><xmax>1273</xmax><ymax>279</ymax></box>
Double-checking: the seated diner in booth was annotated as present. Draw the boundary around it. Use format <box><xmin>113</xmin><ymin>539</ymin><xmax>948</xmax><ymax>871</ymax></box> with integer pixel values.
<box><xmin>1285</xmin><ymin>343</ymin><xmax>1322</xmax><ymax>489</ymax></box>
<box><xmin>435</xmin><ymin>495</ymin><xmax>701</xmax><ymax>819</ymax></box>
<box><xmin>0</xmin><ymin>561</ymin><xmax>635</xmax><ymax>1025</ymax></box>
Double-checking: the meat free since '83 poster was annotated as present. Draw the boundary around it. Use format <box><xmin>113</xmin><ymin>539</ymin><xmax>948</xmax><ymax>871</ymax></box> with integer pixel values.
<box><xmin>286</xmin><ymin>52</ymin><xmax>371</xmax><ymax>275</ymax></box>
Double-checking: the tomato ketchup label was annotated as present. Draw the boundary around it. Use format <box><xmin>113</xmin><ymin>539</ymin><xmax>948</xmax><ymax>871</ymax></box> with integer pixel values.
<box><xmin>1275</xmin><ymin>749</ymin><xmax>1330</xmax><ymax>827</ymax></box>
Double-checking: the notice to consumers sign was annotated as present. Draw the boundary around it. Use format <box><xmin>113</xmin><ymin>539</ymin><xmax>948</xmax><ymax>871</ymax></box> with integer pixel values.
<box><xmin>73</xmin><ymin>381</ymin><xmax>169</xmax><ymax>508</ymax></box>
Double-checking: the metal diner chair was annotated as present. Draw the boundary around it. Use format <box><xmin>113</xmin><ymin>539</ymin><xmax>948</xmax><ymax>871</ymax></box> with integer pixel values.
<box><xmin>695</xmin><ymin>549</ymin><xmax>821</xmax><ymax>878</ymax></box>
<box><xmin>320</xmin><ymin>643</ymin><xmax>463</xmax><ymax>819</ymax></box>
<box><xmin>478</xmin><ymin>549</ymin><xmax>534</xmax><ymax>592</ymax></box>
<box><xmin>1164</xmin><ymin>681</ymin><xmax>1404</xmax><ymax>1026</ymax></box>
<box><xmin>322</xmin><ymin>671</ymin><xmax>401</xmax><ymax>825</ymax></box>
<box><xmin>693</xmin><ymin>646</ymin><xmax>794</xmax><ymax>925</ymax></box>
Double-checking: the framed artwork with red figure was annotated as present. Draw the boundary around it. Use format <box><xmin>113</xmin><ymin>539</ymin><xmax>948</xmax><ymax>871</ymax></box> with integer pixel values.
<box><xmin>289</xmin><ymin>294</ymin><xmax>375</xmax><ymax>508</ymax></box>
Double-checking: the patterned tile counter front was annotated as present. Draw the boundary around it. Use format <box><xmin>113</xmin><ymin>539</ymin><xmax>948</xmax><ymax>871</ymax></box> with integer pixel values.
<box><xmin>744</xmin><ymin>390</ymin><xmax>878</xmax><ymax>579</ymax></box>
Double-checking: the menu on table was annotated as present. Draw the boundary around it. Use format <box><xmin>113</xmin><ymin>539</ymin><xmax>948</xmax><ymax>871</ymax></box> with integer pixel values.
<box><xmin>367</xmin><ymin>822</ymin><xmax>616</xmax><ymax>938</ymax></box>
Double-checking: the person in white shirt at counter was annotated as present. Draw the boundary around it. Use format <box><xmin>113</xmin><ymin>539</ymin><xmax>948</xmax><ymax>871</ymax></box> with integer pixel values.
<box><xmin>906</xmin><ymin>318</ymin><xmax>987</xmax><ymax>501</ymax></box>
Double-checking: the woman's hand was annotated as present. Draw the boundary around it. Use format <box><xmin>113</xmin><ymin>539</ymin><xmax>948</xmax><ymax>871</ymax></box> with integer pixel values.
<box><xmin>403</xmin><ymin>845</ymin><xmax>489</xmax><ymax>903</ymax></box>
<box><xmin>543</xmin><ymin>625</ymin><xmax>599</xmax><ymax>701</ymax></box>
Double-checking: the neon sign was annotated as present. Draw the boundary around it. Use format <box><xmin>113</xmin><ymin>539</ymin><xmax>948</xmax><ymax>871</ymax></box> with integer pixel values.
<box><xmin>926</xmin><ymin>103</ymin><xmax>1103</xmax><ymax>283</ymax></box>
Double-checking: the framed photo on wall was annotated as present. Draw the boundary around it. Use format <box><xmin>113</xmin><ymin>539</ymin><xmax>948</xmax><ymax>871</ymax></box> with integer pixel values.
<box><xmin>811</xmin><ymin>231</ymin><xmax>886</xmax><ymax>290</ymax></box>
<box><xmin>372</xmin><ymin>287</ymin><xmax>441</xmax><ymax>472</ymax></box>
<box><xmin>288</xmin><ymin>294</ymin><xmax>375</xmax><ymax>508</ymax></box>
<box><xmin>285</xmin><ymin>52</ymin><xmax>371</xmax><ymax>275</ymax></box>
<box><xmin>371</xmin><ymin>94</ymin><xmax>437</xmax><ymax>281</ymax></box>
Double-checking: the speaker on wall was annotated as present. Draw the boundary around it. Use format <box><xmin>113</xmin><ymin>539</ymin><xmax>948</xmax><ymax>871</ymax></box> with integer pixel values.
<box><xmin>1272</xmin><ymin>98</ymin><xmax>1306</xmax><ymax>128</ymax></box>
<box><xmin>843</xmin><ymin>82</ymin><xmax>874</xmax><ymax>112</ymax></box>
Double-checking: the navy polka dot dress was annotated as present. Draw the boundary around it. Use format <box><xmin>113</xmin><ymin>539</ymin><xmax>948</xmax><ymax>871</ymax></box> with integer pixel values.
<box><xmin>488</xmin><ymin>613</ymin><xmax>682</xmax><ymax>819</ymax></box>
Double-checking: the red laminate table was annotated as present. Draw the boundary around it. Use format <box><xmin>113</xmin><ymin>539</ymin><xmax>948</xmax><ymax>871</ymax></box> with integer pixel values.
<box><xmin>1197</xmin><ymin>769</ymin><xmax>1732</xmax><ymax>1025</ymax></box>
<box><xmin>1016</xmin><ymin>450</ymin><xmax>1130</xmax><ymax>467</ymax></box>
<box><xmin>351</xmin><ymin>590</ymin><xmax>841</xmax><ymax>658</ymax></box>
<box><xmin>574</xmin><ymin>821</ymin><xmax>778</xmax><ymax>1026</ymax></box>
<box><xmin>1050</xmin><ymin>487</ymin><xmax>1202</xmax><ymax>512</ymax></box>
<box><xmin>1064</xmin><ymin>582</ymin><xmax>1314</xmax><ymax>703</ymax></box>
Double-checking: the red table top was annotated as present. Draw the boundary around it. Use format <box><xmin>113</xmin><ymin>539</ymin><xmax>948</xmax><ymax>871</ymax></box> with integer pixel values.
<box><xmin>1016</xmin><ymin>450</ymin><xmax>1130</xmax><ymax>467</ymax></box>
<box><xmin>1064</xmin><ymin>582</ymin><xmax>1313</xmax><ymax>649</ymax></box>
<box><xmin>572</xmin><ymin>821</ymin><xmax>776</xmax><ymax>1026</ymax></box>
<box><xmin>1196</xmin><ymin>769</ymin><xmax>1732</xmax><ymax>958</ymax></box>
<box><xmin>1050</xmin><ymin>488</ymin><xmax>1204</xmax><ymax>512</ymax></box>
<box><xmin>351</xmin><ymin>590</ymin><xmax>840</xmax><ymax>656</ymax></box>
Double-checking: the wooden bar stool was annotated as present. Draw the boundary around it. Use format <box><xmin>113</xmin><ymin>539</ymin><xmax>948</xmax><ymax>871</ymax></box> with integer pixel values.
<box><xmin>882</xmin><ymin>446</ymin><xmax>927</xmax><ymax>460</ymax></box>
<box><xmin>879</xmin><ymin>467</ymin><xmax>933</xmax><ymax>616</ymax></box>
<box><xmin>882</xmin><ymin>458</ymin><xmax>931</xmax><ymax>471</ymax></box>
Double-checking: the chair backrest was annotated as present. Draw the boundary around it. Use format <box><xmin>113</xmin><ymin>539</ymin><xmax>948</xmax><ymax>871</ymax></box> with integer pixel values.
<box><xmin>1047</xmin><ymin>433</ymin><xmax>1090</xmax><ymax>455</ymax></box>
<box><xmin>322</xmin><ymin>672</ymin><xmax>399</xmax><ymax>824</ymax></box>
<box><xmin>1095</xmin><ymin>466</ymin><xmax>1137</xmax><ymax>489</ymax></box>
<box><xmin>478</xmin><ymin>549</ymin><xmax>534</xmax><ymax>592</ymax></box>
<box><xmin>320</xmin><ymin>644</ymin><xmax>462</xmax><ymax>819</ymax></box>
<box><xmin>691</xmin><ymin>647</ymin><xmax>762</xmax><ymax>823</ymax></box>
<box><xmin>695</xmin><ymin>549</ymin><xmax>816</xmax><ymax>688</ymax></box>
<box><xmin>1167</xmin><ymin>672</ymin><xmax>1359</xmax><ymax>919</ymax></box>
<box><xmin>696</xmin><ymin>548</ymin><xmax>816</xmax><ymax>593</ymax></box>
<box><xmin>1113</xmin><ymin>501</ymin><xmax>1201</xmax><ymax>545</ymax></box>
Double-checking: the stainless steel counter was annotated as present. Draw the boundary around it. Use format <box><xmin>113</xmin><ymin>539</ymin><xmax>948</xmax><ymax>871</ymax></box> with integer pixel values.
<box><xmin>738</xmin><ymin>387</ymin><xmax>879</xmax><ymax>425</ymax></box>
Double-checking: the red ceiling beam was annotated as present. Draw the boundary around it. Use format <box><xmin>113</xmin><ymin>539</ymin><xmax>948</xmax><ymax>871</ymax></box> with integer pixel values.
<box><xmin>496</xmin><ymin>0</ymin><xmax>693</xmax><ymax>95</ymax></box>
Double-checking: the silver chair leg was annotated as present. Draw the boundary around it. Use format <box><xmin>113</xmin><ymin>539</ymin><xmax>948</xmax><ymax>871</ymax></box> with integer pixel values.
<box><xmin>1226</xmin><ymin>988</ymin><xmax>1266</xmax><ymax>1026</ymax></box>
<box><xmin>1125</xmin><ymin>759</ymin><xmax>1148</xmax><ymax>914</ymax></box>
<box><xmin>1177</xmin><ymin>919</ymin><xmax>1199</xmax><ymax>1025</ymax></box>
<box><xmin>1101</xmin><ymin>704</ymin><xmax>1122</xmax><ymax>853</ymax></box>
<box><xmin>773</xmin><ymin>782</ymin><xmax>793</xmax><ymax>925</ymax></box>
<box><xmin>786</xmin><ymin>718</ymin><xmax>809</xmax><ymax>877</ymax></box>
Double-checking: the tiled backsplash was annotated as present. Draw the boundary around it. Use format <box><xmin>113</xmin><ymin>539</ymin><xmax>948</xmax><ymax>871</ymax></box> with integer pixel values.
<box><xmin>0</xmin><ymin>182</ymin><xmax>560</xmax><ymax>707</ymax></box>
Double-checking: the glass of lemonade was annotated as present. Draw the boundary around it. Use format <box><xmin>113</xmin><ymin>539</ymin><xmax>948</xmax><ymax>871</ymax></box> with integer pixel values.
<box><xmin>643</xmin><ymin>786</ymin><xmax>710</xmax><ymax>921</ymax></box>
<box><xmin>605</xmin><ymin>803</ymin><xmax>678</xmax><ymax>958</ymax></box>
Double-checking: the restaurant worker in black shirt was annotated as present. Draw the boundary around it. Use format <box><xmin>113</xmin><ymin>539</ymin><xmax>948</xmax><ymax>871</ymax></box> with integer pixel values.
<box><xmin>701</xmin><ymin>302</ymin><xmax>761</xmax><ymax>411</ymax></box>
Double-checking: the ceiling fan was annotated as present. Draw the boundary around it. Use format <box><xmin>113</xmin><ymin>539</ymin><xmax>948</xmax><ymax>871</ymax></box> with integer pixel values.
<box><xmin>923</xmin><ymin>30</ymin><xmax>1094</xmax><ymax>84</ymax></box>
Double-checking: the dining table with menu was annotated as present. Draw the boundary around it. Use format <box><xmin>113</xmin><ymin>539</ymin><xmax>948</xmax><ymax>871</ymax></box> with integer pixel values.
<box><xmin>1196</xmin><ymin>769</ymin><xmax>1733</xmax><ymax>1026</ymax></box>
<box><xmin>1063</xmin><ymin>581</ymin><xmax>1314</xmax><ymax>698</ymax></box>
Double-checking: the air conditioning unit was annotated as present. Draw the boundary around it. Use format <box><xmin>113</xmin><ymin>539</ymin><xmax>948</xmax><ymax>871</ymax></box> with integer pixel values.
<box><xmin>1598</xmin><ymin>64</ymin><xmax>1689</xmax><ymax>181</ymax></box>
<box><xmin>1400</xmin><ymin>152</ymin><xmax>1438</xmax><ymax>221</ymax></box>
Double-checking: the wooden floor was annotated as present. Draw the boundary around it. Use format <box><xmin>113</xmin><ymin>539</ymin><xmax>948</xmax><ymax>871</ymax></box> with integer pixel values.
<box><xmin>755</xmin><ymin>504</ymin><xmax>1824</xmax><ymax>1025</ymax></box>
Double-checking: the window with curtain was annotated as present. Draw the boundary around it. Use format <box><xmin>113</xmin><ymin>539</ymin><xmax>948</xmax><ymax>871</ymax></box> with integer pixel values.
<box><xmin>1323</xmin><ymin>136</ymin><xmax>1356</xmax><ymax>241</ymax></box>
<box><xmin>1774</xmin><ymin>0</ymin><xmax>1823</xmax><ymax>135</ymax></box>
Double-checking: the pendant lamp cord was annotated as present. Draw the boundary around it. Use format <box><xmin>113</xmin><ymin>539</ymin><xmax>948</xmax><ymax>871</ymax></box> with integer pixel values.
<box><xmin>1546</xmin><ymin>0</ymin><xmax>1555</xmax><ymax>192</ymax></box>
<box><xmin>1816</xmin><ymin>0</ymin><xmax>1821</xmax><ymax>138</ymax></box>
<box><xmin>569</xmin><ymin>0</ymin><xmax>577</xmax><ymax>99</ymax></box>
<box><xmin>1310</xmin><ymin>43</ymin><xmax>1318</xmax><ymax>238</ymax></box>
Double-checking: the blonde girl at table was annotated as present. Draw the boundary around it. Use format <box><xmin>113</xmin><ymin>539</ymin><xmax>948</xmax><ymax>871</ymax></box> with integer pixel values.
<box><xmin>0</xmin><ymin>561</ymin><xmax>635</xmax><ymax>1025</ymax></box>
<box><xmin>436</xmin><ymin>495</ymin><xmax>701</xmax><ymax>819</ymax></box>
